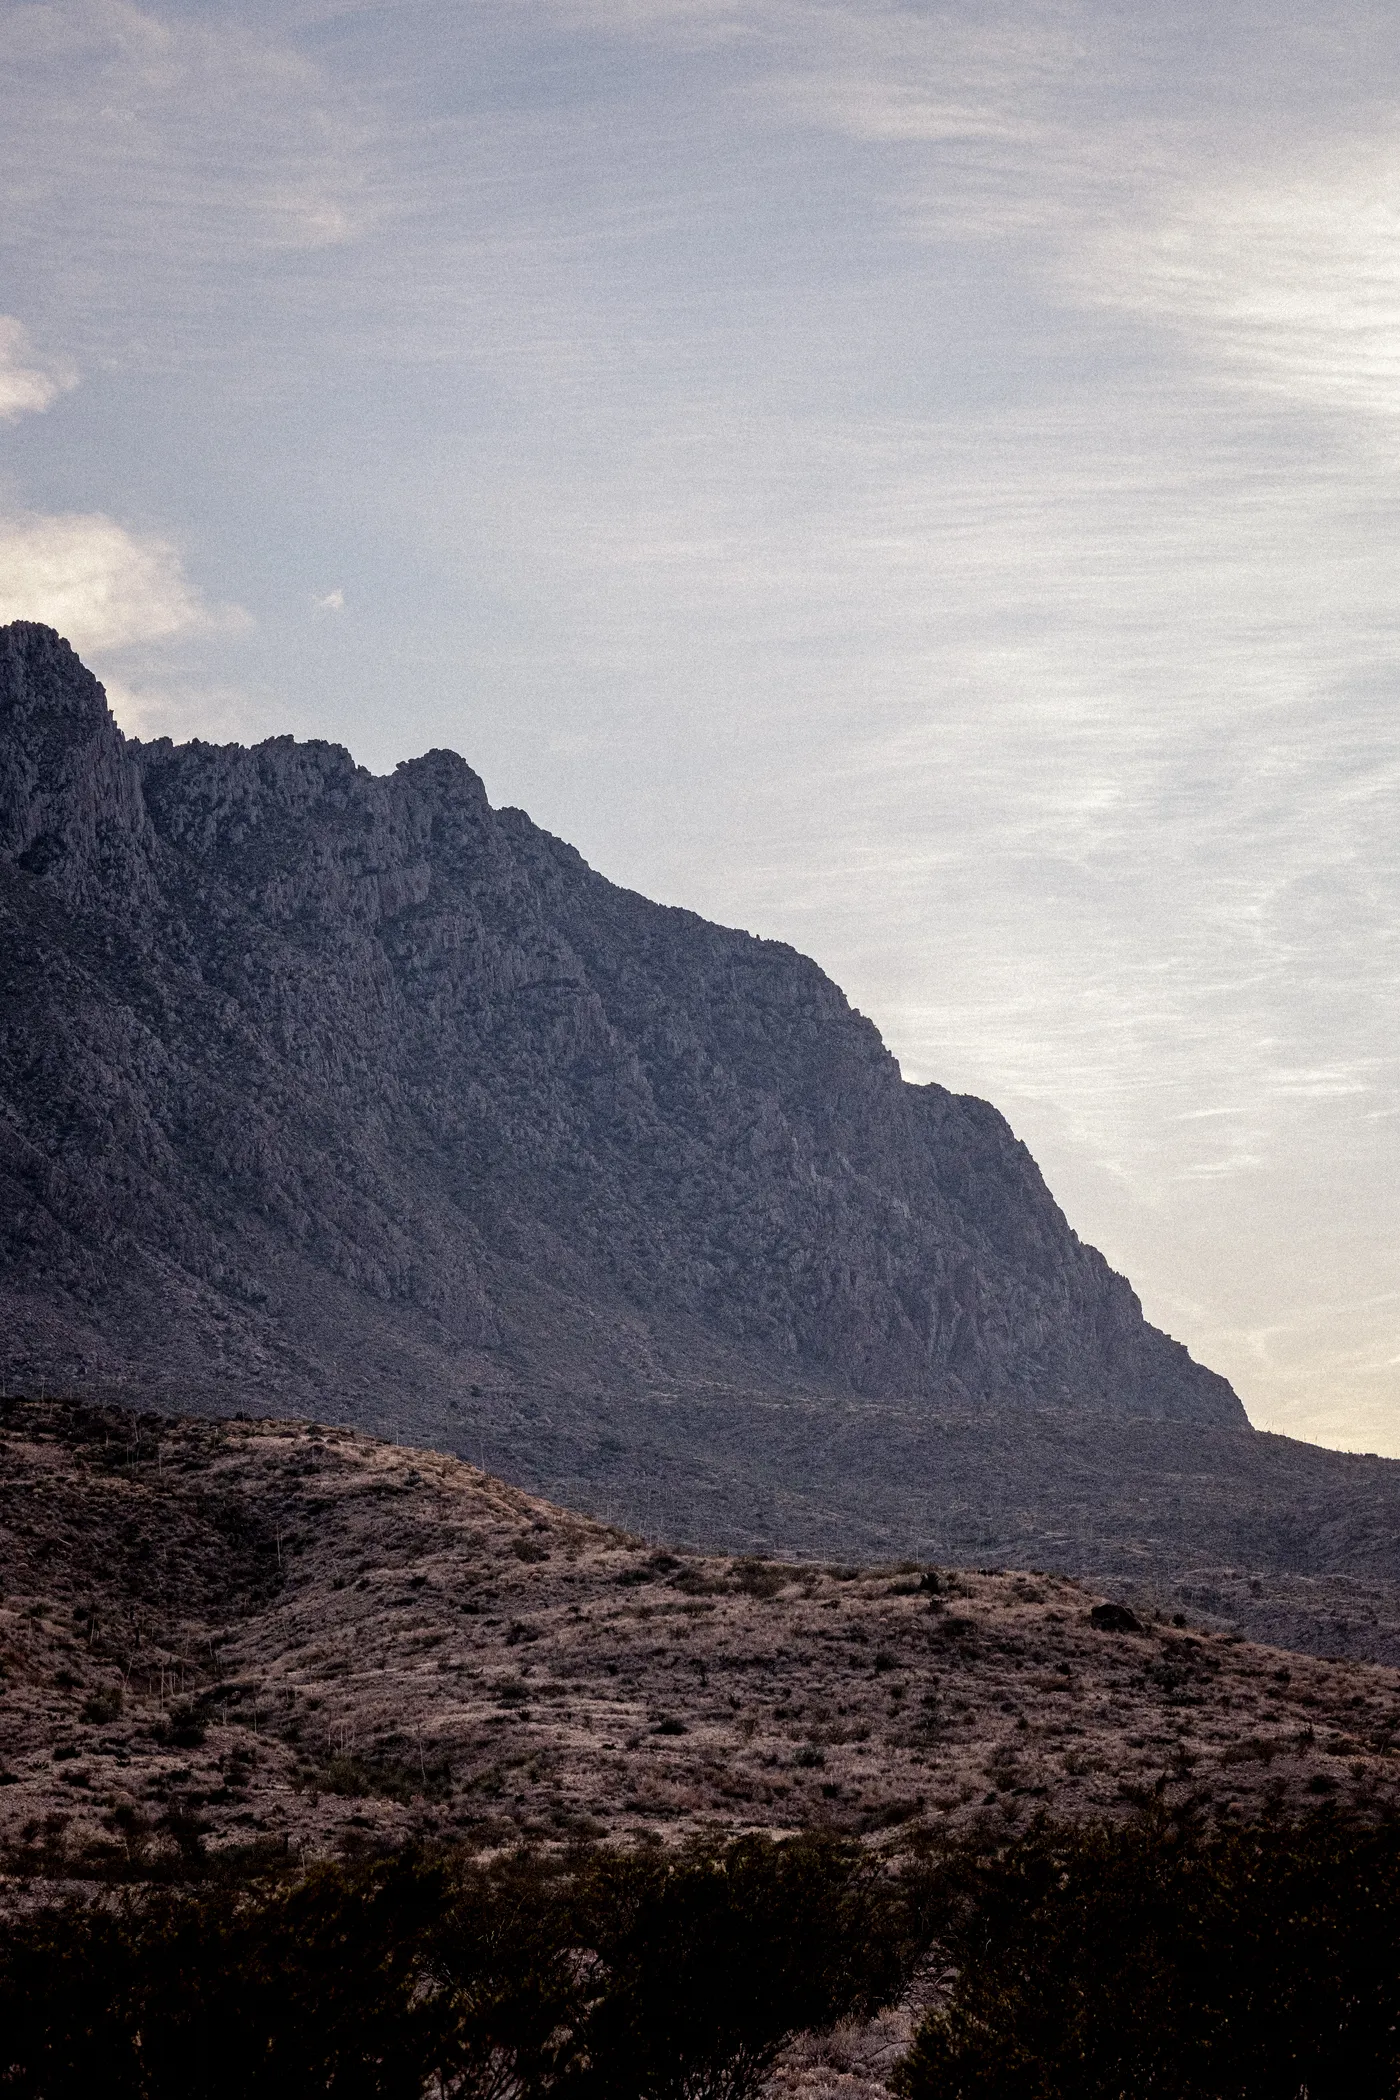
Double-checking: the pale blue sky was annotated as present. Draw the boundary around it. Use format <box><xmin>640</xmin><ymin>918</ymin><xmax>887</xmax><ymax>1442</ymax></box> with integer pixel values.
<box><xmin>3</xmin><ymin>0</ymin><xmax>1399</xmax><ymax>1452</ymax></box>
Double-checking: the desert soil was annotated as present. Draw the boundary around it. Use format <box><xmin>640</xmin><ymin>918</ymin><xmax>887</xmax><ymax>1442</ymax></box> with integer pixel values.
<box><xmin>2</xmin><ymin>1397</ymin><xmax>1398</xmax><ymax>1885</ymax></box>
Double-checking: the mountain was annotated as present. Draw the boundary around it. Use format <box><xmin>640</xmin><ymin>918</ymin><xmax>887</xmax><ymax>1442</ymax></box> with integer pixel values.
<box><xmin>8</xmin><ymin>619</ymin><xmax>1400</xmax><ymax>1654</ymax></box>
<box><xmin>0</xmin><ymin>619</ymin><xmax>1237</xmax><ymax>1438</ymax></box>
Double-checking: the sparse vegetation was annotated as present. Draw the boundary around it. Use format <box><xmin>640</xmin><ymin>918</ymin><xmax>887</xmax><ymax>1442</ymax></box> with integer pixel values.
<box><xmin>4</xmin><ymin>1399</ymin><xmax>1400</xmax><ymax>1876</ymax></box>
<box><xmin>3</xmin><ymin>1399</ymin><xmax>1400</xmax><ymax>2093</ymax></box>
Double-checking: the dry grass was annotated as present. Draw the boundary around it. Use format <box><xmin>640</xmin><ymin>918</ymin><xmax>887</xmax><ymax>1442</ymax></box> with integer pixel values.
<box><xmin>2</xmin><ymin>1397</ymin><xmax>1399</xmax><ymax>1886</ymax></box>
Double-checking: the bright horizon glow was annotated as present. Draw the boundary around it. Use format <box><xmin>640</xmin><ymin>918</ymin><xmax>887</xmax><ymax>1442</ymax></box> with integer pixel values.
<box><xmin>1</xmin><ymin>0</ymin><xmax>1397</xmax><ymax>1457</ymax></box>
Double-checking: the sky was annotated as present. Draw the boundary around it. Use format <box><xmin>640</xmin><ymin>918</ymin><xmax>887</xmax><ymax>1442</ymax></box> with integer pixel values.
<box><xmin>1</xmin><ymin>0</ymin><xmax>1398</xmax><ymax>1455</ymax></box>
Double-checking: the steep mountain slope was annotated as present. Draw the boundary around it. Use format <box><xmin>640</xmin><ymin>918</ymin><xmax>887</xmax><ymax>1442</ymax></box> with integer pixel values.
<box><xmin>0</xmin><ymin>620</ymin><xmax>1238</xmax><ymax>1450</ymax></box>
<box><xmin>10</xmin><ymin>622</ymin><xmax>1400</xmax><ymax>1631</ymax></box>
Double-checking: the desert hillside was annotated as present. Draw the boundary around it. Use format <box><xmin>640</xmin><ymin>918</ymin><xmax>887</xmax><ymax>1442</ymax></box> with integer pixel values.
<box><xmin>4</xmin><ymin>1397</ymin><xmax>1399</xmax><ymax>1884</ymax></box>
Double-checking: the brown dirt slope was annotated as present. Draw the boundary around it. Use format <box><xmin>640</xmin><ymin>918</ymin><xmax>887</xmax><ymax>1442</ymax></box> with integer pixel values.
<box><xmin>2</xmin><ymin>1398</ymin><xmax>1398</xmax><ymax>1886</ymax></box>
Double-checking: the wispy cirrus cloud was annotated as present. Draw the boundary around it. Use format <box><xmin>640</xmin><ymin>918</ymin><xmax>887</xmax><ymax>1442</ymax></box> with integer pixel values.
<box><xmin>1090</xmin><ymin>141</ymin><xmax>1400</xmax><ymax>430</ymax></box>
<box><xmin>0</xmin><ymin>0</ymin><xmax>387</xmax><ymax>301</ymax></box>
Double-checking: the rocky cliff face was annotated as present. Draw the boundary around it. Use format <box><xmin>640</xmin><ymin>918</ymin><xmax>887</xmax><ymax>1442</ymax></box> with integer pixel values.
<box><xmin>0</xmin><ymin>622</ymin><xmax>1243</xmax><ymax>1455</ymax></box>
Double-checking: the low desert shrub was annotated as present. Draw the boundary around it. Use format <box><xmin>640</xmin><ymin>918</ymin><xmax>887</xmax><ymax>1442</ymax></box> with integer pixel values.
<box><xmin>0</xmin><ymin>1857</ymin><xmax>444</xmax><ymax>2097</ymax></box>
<box><xmin>895</xmin><ymin>1809</ymin><xmax>1400</xmax><ymax>2100</ymax></box>
<box><xmin>0</xmin><ymin>1833</ymin><xmax>936</xmax><ymax>2099</ymax></box>
<box><xmin>547</xmin><ymin>1833</ymin><xmax>927</xmax><ymax>2100</ymax></box>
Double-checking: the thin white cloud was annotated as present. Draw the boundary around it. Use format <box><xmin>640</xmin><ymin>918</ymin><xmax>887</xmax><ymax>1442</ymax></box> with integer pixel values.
<box><xmin>0</xmin><ymin>510</ymin><xmax>244</xmax><ymax>653</ymax></box>
<box><xmin>313</xmin><ymin>587</ymin><xmax>345</xmax><ymax>611</ymax></box>
<box><xmin>0</xmin><ymin>0</ymin><xmax>386</xmax><ymax>287</ymax></box>
<box><xmin>721</xmin><ymin>0</ymin><xmax>1400</xmax><ymax>390</ymax></box>
<box><xmin>751</xmin><ymin>3</ymin><xmax>1084</xmax><ymax>134</ymax></box>
<box><xmin>508</xmin><ymin>0</ymin><xmax>757</xmax><ymax>43</ymax></box>
<box><xmin>1093</xmin><ymin>141</ymin><xmax>1400</xmax><ymax>430</ymax></box>
<box><xmin>0</xmin><ymin>316</ymin><xmax>76</xmax><ymax>420</ymax></box>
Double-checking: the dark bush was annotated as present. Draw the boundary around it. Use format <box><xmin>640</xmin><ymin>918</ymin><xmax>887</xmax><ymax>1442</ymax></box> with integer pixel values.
<box><xmin>157</xmin><ymin>1701</ymin><xmax>207</xmax><ymax>1747</ymax></box>
<box><xmin>549</xmin><ymin>1834</ymin><xmax>927</xmax><ymax>2100</ymax></box>
<box><xmin>79</xmin><ymin>1687</ymin><xmax>123</xmax><ymax>1725</ymax></box>
<box><xmin>728</xmin><ymin>1560</ymin><xmax>789</xmax><ymax>1600</ymax></box>
<box><xmin>0</xmin><ymin>1835</ymin><xmax>935</xmax><ymax>2100</ymax></box>
<box><xmin>1088</xmin><ymin>1602</ymin><xmax>1142</xmax><ymax>1634</ymax></box>
<box><xmin>0</xmin><ymin>1857</ymin><xmax>446</xmax><ymax>2097</ymax></box>
<box><xmin>895</xmin><ymin>1810</ymin><xmax>1400</xmax><ymax>2100</ymax></box>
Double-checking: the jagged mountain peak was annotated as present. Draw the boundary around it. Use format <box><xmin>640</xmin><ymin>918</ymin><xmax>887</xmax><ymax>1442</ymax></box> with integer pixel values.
<box><xmin>0</xmin><ymin>622</ymin><xmax>1243</xmax><ymax>1496</ymax></box>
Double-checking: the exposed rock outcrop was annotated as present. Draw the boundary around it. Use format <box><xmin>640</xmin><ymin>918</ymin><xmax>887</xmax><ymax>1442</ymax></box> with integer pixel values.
<box><xmin>0</xmin><ymin>622</ymin><xmax>1241</xmax><ymax>1455</ymax></box>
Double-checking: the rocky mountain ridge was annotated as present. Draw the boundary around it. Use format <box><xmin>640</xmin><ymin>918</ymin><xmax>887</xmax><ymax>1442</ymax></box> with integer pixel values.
<box><xmin>15</xmin><ymin>621</ymin><xmax>1400</xmax><ymax>1648</ymax></box>
<box><xmin>0</xmin><ymin>620</ymin><xmax>1237</xmax><ymax>1446</ymax></box>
